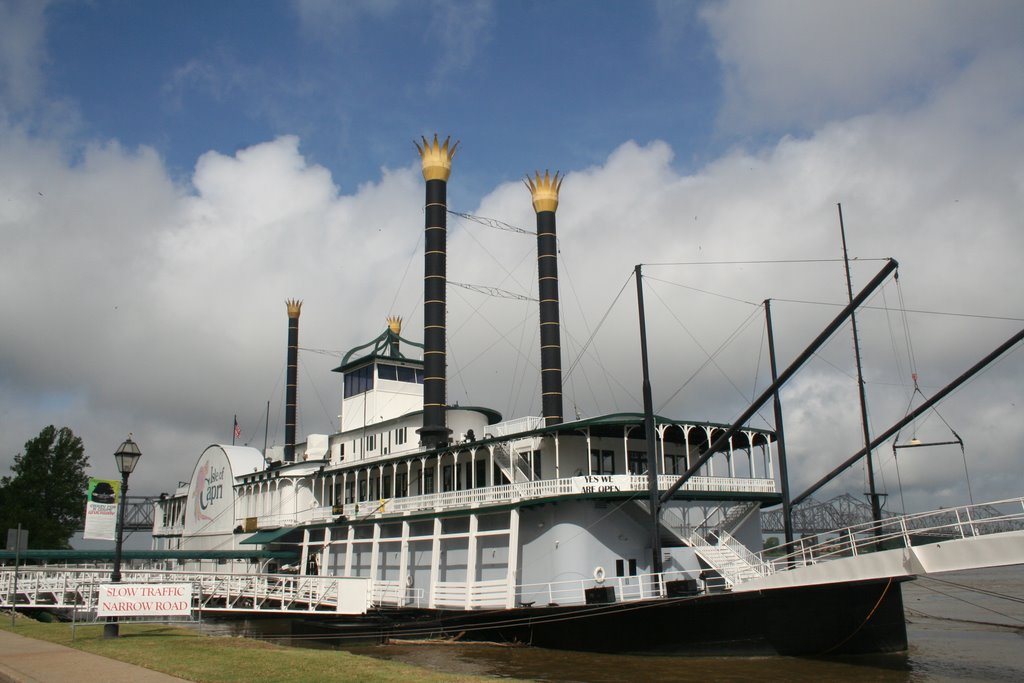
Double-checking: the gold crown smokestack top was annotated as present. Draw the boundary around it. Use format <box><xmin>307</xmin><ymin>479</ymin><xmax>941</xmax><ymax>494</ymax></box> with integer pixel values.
<box><xmin>415</xmin><ymin>135</ymin><xmax>458</xmax><ymax>449</ymax></box>
<box><xmin>284</xmin><ymin>299</ymin><xmax>302</xmax><ymax>462</ymax></box>
<box><xmin>526</xmin><ymin>170</ymin><xmax>564</xmax><ymax>426</ymax></box>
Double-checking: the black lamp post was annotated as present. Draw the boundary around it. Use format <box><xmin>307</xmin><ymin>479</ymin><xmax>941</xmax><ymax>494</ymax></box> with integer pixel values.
<box><xmin>103</xmin><ymin>434</ymin><xmax>142</xmax><ymax>639</ymax></box>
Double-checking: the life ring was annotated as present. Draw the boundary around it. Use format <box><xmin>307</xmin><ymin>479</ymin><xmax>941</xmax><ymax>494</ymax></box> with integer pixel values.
<box><xmin>593</xmin><ymin>566</ymin><xmax>606</xmax><ymax>584</ymax></box>
<box><xmin>406</xmin><ymin>573</ymin><xmax>414</xmax><ymax>587</ymax></box>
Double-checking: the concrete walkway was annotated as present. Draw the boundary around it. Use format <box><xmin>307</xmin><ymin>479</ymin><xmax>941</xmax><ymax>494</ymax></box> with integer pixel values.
<box><xmin>0</xmin><ymin>629</ymin><xmax>189</xmax><ymax>683</ymax></box>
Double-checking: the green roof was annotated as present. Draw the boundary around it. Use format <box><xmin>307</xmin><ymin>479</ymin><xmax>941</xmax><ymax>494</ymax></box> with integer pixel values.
<box><xmin>239</xmin><ymin>527</ymin><xmax>297</xmax><ymax>545</ymax></box>
<box><xmin>0</xmin><ymin>548</ymin><xmax>297</xmax><ymax>562</ymax></box>
<box><xmin>470</xmin><ymin>412</ymin><xmax>776</xmax><ymax>448</ymax></box>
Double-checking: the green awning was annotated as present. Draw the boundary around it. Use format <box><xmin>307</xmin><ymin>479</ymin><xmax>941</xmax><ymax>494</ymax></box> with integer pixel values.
<box><xmin>0</xmin><ymin>548</ymin><xmax>297</xmax><ymax>562</ymax></box>
<box><xmin>240</xmin><ymin>527</ymin><xmax>296</xmax><ymax>545</ymax></box>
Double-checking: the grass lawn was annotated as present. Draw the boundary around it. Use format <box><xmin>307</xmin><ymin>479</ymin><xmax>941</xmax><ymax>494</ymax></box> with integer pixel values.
<box><xmin>1</xmin><ymin>612</ymin><xmax>529</xmax><ymax>683</ymax></box>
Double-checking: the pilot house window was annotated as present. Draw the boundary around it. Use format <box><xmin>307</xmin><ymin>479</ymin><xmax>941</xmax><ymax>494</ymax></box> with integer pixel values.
<box><xmin>343</xmin><ymin>365</ymin><xmax>374</xmax><ymax>398</ymax></box>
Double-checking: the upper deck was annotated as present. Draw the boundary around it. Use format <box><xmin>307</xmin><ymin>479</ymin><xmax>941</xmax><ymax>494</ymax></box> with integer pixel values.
<box><xmin>153</xmin><ymin>413</ymin><xmax>778</xmax><ymax>538</ymax></box>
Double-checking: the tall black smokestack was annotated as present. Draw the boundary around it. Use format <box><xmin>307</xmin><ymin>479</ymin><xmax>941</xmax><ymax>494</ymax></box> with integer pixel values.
<box><xmin>415</xmin><ymin>135</ymin><xmax>457</xmax><ymax>449</ymax></box>
<box><xmin>526</xmin><ymin>170</ymin><xmax>565</xmax><ymax>426</ymax></box>
<box><xmin>284</xmin><ymin>299</ymin><xmax>302</xmax><ymax>462</ymax></box>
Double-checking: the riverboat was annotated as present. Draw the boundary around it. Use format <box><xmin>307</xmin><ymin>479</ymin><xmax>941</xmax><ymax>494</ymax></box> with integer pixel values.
<box><xmin>146</xmin><ymin>135</ymin><xmax>1024</xmax><ymax>656</ymax></box>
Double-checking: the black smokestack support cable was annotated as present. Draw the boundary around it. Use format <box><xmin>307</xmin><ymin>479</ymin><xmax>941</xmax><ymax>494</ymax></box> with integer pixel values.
<box><xmin>284</xmin><ymin>299</ymin><xmax>302</xmax><ymax>462</ymax></box>
<box><xmin>526</xmin><ymin>170</ymin><xmax>565</xmax><ymax>426</ymax></box>
<box><xmin>414</xmin><ymin>135</ymin><xmax>458</xmax><ymax>449</ymax></box>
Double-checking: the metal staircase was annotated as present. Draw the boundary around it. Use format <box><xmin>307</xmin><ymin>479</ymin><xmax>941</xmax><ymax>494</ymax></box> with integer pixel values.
<box><xmin>634</xmin><ymin>500</ymin><xmax>772</xmax><ymax>588</ymax></box>
<box><xmin>492</xmin><ymin>442</ymin><xmax>533</xmax><ymax>483</ymax></box>
<box><xmin>687</xmin><ymin>529</ymin><xmax>773</xmax><ymax>587</ymax></box>
<box><xmin>719</xmin><ymin>501</ymin><xmax>761</xmax><ymax>533</ymax></box>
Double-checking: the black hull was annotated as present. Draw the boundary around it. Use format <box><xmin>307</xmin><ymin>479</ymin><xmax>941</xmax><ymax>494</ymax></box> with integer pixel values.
<box><xmin>299</xmin><ymin>577</ymin><xmax>907</xmax><ymax>657</ymax></box>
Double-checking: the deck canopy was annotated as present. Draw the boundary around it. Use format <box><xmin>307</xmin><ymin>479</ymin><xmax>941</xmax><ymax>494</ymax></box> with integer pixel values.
<box><xmin>239</xmin><ymin>527</ymin><xmax>297</xmax><ymax>545</ymax></box>
<box><xmin>495</xmin><ymin>412</ymin><xmax>776</xmax><ymax>449</ymax></box>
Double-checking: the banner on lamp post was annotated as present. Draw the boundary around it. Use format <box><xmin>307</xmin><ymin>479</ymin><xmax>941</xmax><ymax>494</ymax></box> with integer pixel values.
<box><xmin>83</xmin><ymin>477</ymin><xmax>120</xmax><ymax>541</ymax></box>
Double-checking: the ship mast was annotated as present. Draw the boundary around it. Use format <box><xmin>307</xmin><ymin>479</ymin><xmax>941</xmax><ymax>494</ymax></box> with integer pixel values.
<box><xmin>635</xmin><ymin>264</ymin><xmax>664</xmax><ymax>576</ymax></box>
<box><xmin>838</xmin><ymin>204</ymin><xmax>884</xmax><ymax>525</ymax></box>
<box><xmin>764</xmin><ymin>299</ymin><xmax>795</xmax><ymax>545</ymax></box>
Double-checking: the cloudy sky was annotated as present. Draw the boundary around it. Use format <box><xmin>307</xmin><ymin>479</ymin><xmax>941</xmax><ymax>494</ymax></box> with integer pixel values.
<box><xmin>1</xmin><ymin>0</ymin><xmax>1021</xmax><ymax>522</ymax></box>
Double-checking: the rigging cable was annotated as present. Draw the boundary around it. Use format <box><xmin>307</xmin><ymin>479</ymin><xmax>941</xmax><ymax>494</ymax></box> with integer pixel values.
<box><xmin>647</xmin><ymin>281</ymin><xmax>768</xmax><ymax>423</ymax></box>
<box><xmin>560</xmin><ymin>251</ymin><xmax>616</xmax><ymax>415</ymax></box>
<box><xmin>448</xmin><ymin>209</ymin><xmax>534</xmax><ymax>236</ymax></box>
<box><xmin>891</xmin><ymin>269</ymin><xmax>975</xmax><ymax>506</ymax></box>
<box><xmin>562</xmin><ymin>271</ymin><xmax>634</xmax><ymax>389</ymax></box>
<box><xmin>388</xmin><ymin>230</ymin><xmax>423</xmax><ymax>321</ymax></box>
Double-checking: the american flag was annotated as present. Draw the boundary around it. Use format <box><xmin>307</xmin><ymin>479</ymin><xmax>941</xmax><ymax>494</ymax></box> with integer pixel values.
<box><xmin>233</xmin><ymin>416</ymin><xmax>241</xmax><ymax>440</ymax></box>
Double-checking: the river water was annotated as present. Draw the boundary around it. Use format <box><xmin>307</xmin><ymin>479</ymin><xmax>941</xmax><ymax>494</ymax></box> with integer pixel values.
<box><xmin>203</xmin><ymin>566</ymin><xmax>1024</xmax><ymax>682</ymax></box>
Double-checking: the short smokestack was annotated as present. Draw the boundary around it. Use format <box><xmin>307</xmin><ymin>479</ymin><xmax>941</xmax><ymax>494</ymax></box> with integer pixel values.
<box><xmin>526</xmin><ymin>170</ymin><xmax>565</xmax><ymax>426</ymax></box>
<box><xmin>415</xmin><ymin>135</ymin><xmax>457</xmax><ymax>448</ymax></box>
<box><xmin>386</xmin><ymin>316</ymin><xmax>403</xmax><ymax>357</ymax></box>
<box><xmin>284</xmin><ymin>299</ymin><xmax>302</xmax><ymax>462</ymax></box>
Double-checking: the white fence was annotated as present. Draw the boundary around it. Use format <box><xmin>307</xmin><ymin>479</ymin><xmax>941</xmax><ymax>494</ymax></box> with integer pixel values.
<box><xmin>255</xmin><ymin>474</ymin><xmax>777</xmax><ymax>527</ymax></box>
<box><xmin>1</xmin><ymin>568</ymin><xmax>371</xmax><ymax>615</ymax></box>
<box><xmin>763</xmin><ymin>496</ymin><xmax>1024</xmax><ymax>569</ymax></box>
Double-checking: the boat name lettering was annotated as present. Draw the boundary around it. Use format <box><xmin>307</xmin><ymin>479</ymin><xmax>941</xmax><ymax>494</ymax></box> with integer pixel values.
<box><xmin>200</xmin><ymin>466</ymin><xmax>226</xmax><ymax>510</ymax></box>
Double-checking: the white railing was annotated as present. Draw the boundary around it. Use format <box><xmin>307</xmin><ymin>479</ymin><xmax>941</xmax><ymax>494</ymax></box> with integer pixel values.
<box><xmin>714</xmin><ymin>529</ymin><xmax>774</xmax><ymax>577</ymax></box>
<box><xmin>515</xmin><ymin>570</ymin><xmax>722</xmax><ymax>608</ymax></box>
<box><xmin>336</xmin><ymin>474</ymin><xmax>775</xmax><ymax>522</ymax></box>
<box><xmin>763</xmin><ymin>496</ymin><xmax>1024</xmax><ymax>570</ymax></box>
<box><xmin>255</xmin><ymin>506</ymin><xmax>336</xmax><ymax>529</ymax></box>
<box><xmin>233</xmin><ymin>475</ymin><xmax>775</xmax><ymax>528</ymax></box>
<box><xmin>0</xmin><ymin>567</ymin><xmax>371</xmax><ymax>614</ymax></box>
<box><xmin>489</xmin><ymin>416</ymin><xmax>544</xmax><ymax>437</ymax></box>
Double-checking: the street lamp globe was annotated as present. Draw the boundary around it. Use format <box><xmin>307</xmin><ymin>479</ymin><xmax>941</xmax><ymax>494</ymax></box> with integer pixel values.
<box><xmin>114</xmin><ymin>434</ymin><xmax>142</xmax><ymax>475</ymax></box>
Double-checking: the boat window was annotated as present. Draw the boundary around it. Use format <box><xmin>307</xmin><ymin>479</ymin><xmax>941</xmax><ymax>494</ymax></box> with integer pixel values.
<box><xmin>378</xmin><ymin>364</ymin><xmax>398</xmax><ymax>381</ymax></box>
<box><xmin>475</xmin><ymin>459</ymin><xmax>487</xmax><ymax>487</ymax></box>
<box><xmin>443</xmin><ymin>517</ymin><xmax>470</xmax><ymax>534</ymax></box>
<box><xmin>424</xmin><ymin>468</ymin><xmax>435</xmax><ymax>494</ymax></box>
<box><xmin>591</xmin><ymin>449</ymin><xmax>615</xmax><ymax>475</ymax></box>
<box><xmin>344</xmin><ymin>365</ymin><xmax>374</xmax><ymax>398</ymax></box>
<box><xmin>615</xmin><ymin>559</ymin><xmax>638</xmax><ymax>577</ymax></box>
<box><xmin>628</xmin><ymin>450</ymin><xmax>647</xmax><ymax>475</ymax></box>
<box><xmin>396</xmin><ymin>472</ymin><xmax>408</xmax><ymax>497</ymax></box>
<box><xmin>478</xmin><ymin>511</ymin><xmax>510</xmax><ymax>531</ymax></box>
<box><xmin>529</xmin><ymin>450</ymin><xmax>542</xmax><ymax>480</ymax></box>
<box><xmin>443</xmin><ymin>465</ymin><xmax>454</xmax><ymax>492</ymax></box>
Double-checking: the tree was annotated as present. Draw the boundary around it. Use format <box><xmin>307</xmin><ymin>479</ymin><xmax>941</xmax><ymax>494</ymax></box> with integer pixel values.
<box><xmin>0</xmin><ymin>425</ymin><xmax>90</xmax><ymax>549</ymax></box>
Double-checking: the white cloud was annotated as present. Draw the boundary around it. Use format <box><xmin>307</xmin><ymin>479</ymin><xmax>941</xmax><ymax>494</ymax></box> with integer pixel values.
<box><xmin>701</xmin><ymin>0</ymin><xmax>1024</xmax><ymax>132</ymax></box>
